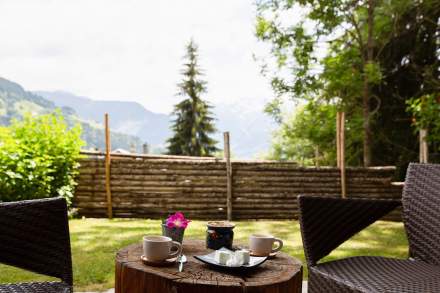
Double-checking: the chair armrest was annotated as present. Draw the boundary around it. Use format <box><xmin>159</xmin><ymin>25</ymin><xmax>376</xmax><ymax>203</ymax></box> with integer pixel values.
<box><xmin>298</xmin><ymin>195</ymin><xmax>401</xmax><ymax>267</ymax></box>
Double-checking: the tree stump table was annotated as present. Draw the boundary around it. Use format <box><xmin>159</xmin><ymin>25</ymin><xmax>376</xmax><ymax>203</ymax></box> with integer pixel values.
<box><xmin>115</xmin><ymin>239</ymin><xmax>302</xmax><ymax>293</ymax></box>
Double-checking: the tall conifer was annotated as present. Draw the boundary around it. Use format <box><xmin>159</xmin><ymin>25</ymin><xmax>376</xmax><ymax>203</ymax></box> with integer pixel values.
<box><xmin>167</xmin><ymin>40</ymin><xmax>218</xmax><ymax>156</ymax></box>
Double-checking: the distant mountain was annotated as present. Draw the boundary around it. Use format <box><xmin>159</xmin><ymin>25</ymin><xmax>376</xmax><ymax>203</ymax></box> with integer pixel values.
<box><xmin>0</xmin><ymin>77</ymin><xmax>56</xmax><ymax>125</ymax></box>
<box><xmin>35</xmin><ymin>91</ymin><xmax>274</xmax><ymax>158</ymax></box>
<box><xmin>214</xmin><ymin>101</ymin><xmax>275</xmax><ymax>158</ymax></box>
<box><xmin>0</xmin><ymin>76</ymin><xmax>273</xmax><ymax>157</ymax></box>
<box><xmin>35</xmin><ymin>91</ymin><xmax>171</xmax><ymax>148</ymax></box>
<box><xmin>0</xmin><ymin>77</ymin><xmax>143</xmax><ymax>152</ymax></box>
<box><xmin>36</xmin><ymin>90</ymin><xmax>274</xmax><ymax>158</ymax></box>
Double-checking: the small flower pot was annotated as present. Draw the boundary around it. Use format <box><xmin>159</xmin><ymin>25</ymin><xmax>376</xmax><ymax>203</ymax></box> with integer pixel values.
<box><xmin>162</xmin><ymin>224</ymin><xmax>185</xmax><ymax>243</ymax></box>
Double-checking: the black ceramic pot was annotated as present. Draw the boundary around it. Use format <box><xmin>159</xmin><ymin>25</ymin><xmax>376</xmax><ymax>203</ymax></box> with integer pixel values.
<box><xmin>206</xmin><ymin>221</ymin><xmax>235</xmax><ymax>250</ymax></box>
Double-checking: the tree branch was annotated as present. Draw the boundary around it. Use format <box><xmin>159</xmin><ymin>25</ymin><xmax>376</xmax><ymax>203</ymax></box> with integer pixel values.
<box><xmin>347</xmin><ymin>13</ymin><xmax>366</xmax><ymax>60</ymax></box>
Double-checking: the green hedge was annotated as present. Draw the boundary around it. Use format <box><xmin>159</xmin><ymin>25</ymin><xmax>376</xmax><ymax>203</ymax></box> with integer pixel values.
<box><xmin>0</xmin><ymin>112</ymin><xmax>84</xmax><ymax>205</ymax></box>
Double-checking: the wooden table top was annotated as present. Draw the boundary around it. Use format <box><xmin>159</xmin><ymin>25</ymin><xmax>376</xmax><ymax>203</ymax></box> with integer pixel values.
<box><xmin>115</xmin><ymin>239</ymin><xmax>302</xmax><ymax>293</ymax></box>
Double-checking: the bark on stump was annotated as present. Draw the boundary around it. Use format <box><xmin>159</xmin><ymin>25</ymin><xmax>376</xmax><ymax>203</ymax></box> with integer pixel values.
<box><xmin>115</xmin><ymin>239</ymin><xmax>302</xmax><ymax>293</ymax></box>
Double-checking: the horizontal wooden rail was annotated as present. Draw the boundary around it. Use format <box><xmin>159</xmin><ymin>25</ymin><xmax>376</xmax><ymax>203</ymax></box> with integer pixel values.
<box><xmin>73</xmin><ymin>154</ymin><xmax>402</xmax><ymax>221</ymax></box>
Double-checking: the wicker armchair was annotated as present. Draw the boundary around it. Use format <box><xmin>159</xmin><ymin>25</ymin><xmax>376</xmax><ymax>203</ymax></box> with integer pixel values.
<box><xmin>299</xmin><ymin>163</ymin><xmax>440</xmax><ymax>293</ymax></box>
<box><xmin>0</xmin><ymin>198</ymin><xmax>73</xmax><ymax>293</ymax></box>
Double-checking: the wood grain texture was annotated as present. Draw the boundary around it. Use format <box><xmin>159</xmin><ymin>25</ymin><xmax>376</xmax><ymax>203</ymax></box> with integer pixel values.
<box><xmin>104</xmin><ymin>113</ymin><xmax>113</xmax><ymax>219</ymax></box>
<box><xmin>74</xmin><ymin>154</ymin><xmax>403</xmax><ymax>221</ymax></box>
<box><xmin>224</xmin><ymin>132</ymin><xmax>233</xmax><ymax>221</ymax></box>
<box><xmin>115</xmin><ymin>239</ymin><xmax>302</xmax><ymax>293</ymax></box>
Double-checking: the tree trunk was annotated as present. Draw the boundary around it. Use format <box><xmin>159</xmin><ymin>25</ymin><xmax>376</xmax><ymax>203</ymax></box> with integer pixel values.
<box><xmin>362</xmin><ymin>81</ymin><xmax>372</xmax><ymax>167</ymax></box>
<box><xmin>362</xmin><ymin>0</ymin><xmax>376</xmax><ymax>167</ymax></box>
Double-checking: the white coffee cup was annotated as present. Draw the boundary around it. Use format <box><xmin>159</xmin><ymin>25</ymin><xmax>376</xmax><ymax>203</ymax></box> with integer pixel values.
<box><xmin>249</xmin><ymin>234</ymin><xmax>283</xmax><ymax>256</ymax></box>
<box><xmin>143</xmin><ymin>236</ymin><xmax>182</xmax><ymax>261</ymax></box>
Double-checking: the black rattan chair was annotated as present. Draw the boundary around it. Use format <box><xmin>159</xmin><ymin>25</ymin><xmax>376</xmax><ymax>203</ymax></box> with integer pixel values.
<box><xmin>299</xmin><ymin>163</ymin><xmax>440</xmax><ymax>293</ymax></box>
<box><xmin>0</xmin><ymin>197</ymin><xmax>73</xmax><ymax>293</ymax></box>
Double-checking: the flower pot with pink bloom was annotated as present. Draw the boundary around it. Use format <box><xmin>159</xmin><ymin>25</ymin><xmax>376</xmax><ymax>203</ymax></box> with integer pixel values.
<box><xmin>162</xmin><ymin>212</ymin><xmax>190</xmax><ymax>243</ymax></box>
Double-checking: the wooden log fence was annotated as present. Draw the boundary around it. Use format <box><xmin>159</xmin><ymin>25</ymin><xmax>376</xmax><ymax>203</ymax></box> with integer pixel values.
<box><xmin>73</xmin><ymin>153</ymin><xmax>403</xmax><ymax>221</ymax></box>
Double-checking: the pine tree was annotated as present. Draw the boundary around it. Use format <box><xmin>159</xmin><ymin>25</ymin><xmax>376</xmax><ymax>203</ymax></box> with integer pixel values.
<box><xmin>167</xmin><ymin>40</ymin><xmax>218</xmax><ymax>156</ymax></box>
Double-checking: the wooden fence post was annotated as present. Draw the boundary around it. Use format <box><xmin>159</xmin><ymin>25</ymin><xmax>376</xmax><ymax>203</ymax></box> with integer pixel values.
<box><xmin>224</xmin><ymin>132</ymin><xmax>233</xmax><ymax>221</ymax></box>
<box><xmin>336</xmin><ymin>112</ymin><xmax>341</xmax><ymax>168</ymax></box>
<box><xmin>340</xmin><ymin>112</ymin><xmax>346</xmax><ymax>198</ymax></box>
<box><xmin>420</xmin><ymin>129</ymin><xmax>428</xmax><ymax>163</ymax></box>
<box><xmin>105</xmin><ymin>113</ymin><xmax>113</xmax><ymax>219</ymax></box>
<box><xmin>337</xmin><ymin>112</ymin><xmax>346</xmax><ymax>198</ymax></box>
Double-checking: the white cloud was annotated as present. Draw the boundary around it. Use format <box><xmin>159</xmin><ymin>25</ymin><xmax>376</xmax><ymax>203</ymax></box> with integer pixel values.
<box><xmin>0</xmin><ymin>0</ymin><xmax>273</xmax><ymax>113</ymax></box>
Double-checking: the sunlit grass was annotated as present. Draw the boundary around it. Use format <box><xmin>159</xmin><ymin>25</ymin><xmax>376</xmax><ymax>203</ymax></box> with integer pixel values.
<box><xmin>0</xmin><ymin>219</ymin><xmax>407</xmax><ymax>292</ymax></box>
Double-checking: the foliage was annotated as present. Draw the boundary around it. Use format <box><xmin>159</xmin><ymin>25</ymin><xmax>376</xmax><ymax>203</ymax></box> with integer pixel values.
<box><xmin>257</xmin><ymin>0</ymin><xmax>439</xmax><ymax>171</ymax></box>
<box><xmin>407</xmin><ymin>94</ymin><xmax>440</xmax><ymax>144</ymax></box>
<box><xmin>77</xmin><ymin>120</ymin><xmax>143</xmax><ymax>153</ymax></box>
<box><xmin>371</xmin><ymin>0</ymin><xmax>440</xmax><ymax>176</ymax></box>
<box><xmin>320</xmin><ymin>43</ymin><xmax>364</xmax><ymax>104</ymax></box>
<box><xmin>255</xmin><ymin>0</ymin><xmax>395</xmax><ymax>101</ymax></box>
<box><xmin>268</xmin><ymin>101</ymin><xmax>363</xmax><ymax>165</ymax></box>
<box><xmin>0</xmin><ymin>219</ymin><xmax>407</xmax><ymax>291</ymax></box>
<box><xmin>167</xmin><ymin>40</ymin><xmax>218</xmax><ymax>156</ymax></box>
<box><xmin>268</xmin><ymin>103</ymin><xmax>336</xmax><ymax>165</ymax></box>
<box><xmin>255</xmin><ymin>0</ymin><xmax>384</xmax><ymax>166</ymax></box>
<box><xmin>0</xmin><ymin>112</ymin><xmax>84</xmax><ymax>204</ymax></box>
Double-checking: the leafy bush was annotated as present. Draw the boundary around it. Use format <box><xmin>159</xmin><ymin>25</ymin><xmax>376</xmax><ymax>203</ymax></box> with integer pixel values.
<box><xmin>267</xmin><ymin>101</ymin><xmax>363</xmax><ymax>166</ymax></box>
<box><xmin>0</xmin><ymin>112</ymin><xmax>84</xmax><ymax>205</ymax></box>
<box><xmin>407</xmin><ymin>94</ymin><xmax>440</xmax><ymax>143</ymax></box>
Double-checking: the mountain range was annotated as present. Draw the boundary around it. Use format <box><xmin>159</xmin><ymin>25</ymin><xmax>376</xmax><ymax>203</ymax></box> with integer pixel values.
<box><xmin>0</xmin><ymin>76</ymin><xmax>274</xmax><ymax>158</ymax></box>
<box><xmin>35</xmin><ymin>91</ymin><xmax>170</xmax><ymax>152</ymax></box>
<box><xmin>0</xmin><ymin>77</ymin><xmax>143</xmax><ymax>152</ymax></box>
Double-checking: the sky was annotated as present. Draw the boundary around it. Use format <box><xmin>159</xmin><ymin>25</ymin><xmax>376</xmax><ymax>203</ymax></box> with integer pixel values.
<box><xmin>0</xmin><ymin>0</ymin><xmax>274</xmax><ymax>114</ymax></box>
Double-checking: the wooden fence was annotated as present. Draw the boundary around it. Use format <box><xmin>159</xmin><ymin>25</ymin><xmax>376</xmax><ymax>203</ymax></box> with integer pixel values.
<box><xmin>74</xmin><ymin>152</ymin><xmax>403</xmax><ymax>220</ymax></box>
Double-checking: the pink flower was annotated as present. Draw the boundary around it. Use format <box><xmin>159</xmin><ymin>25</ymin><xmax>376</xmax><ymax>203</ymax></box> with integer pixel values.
<box><xmin>166</xmin><ymin>212</ymin><xmax>190</xmax><ymax>229</ymax></box>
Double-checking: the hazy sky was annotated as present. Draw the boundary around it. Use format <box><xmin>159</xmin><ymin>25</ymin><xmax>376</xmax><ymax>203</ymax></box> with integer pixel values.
<box><xmin>0</xmin><ymin>0</ymin><xmax>273</xmax><ymax>114</ymax></box>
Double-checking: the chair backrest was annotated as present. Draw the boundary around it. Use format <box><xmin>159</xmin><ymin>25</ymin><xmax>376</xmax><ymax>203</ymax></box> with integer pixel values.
<box><xmin>0</xmin><ymin>197</ymin><xmax>73</xmax><ymax>285</ymax></box>
<box><xmin>403</xmin><ymin>163</ymin><xmax>440</xmax><ymax>265</ymax></box>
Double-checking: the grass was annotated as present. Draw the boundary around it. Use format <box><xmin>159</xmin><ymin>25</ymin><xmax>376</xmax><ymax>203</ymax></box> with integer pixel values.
<box><xmin>0</xmin><ymin>219</ymin><xmax>408</xmax><ymax>292</ymax></box>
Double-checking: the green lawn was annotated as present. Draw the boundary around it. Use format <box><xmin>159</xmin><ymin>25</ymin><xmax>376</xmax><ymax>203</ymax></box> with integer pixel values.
<box><xmin>0</xmin><ymin>219</ymin><xmax>408</xmax><ymax>292</ymax></box>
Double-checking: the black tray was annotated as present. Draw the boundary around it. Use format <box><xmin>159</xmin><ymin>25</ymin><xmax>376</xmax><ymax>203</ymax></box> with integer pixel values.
<box><xmin>194</xmin><ymin>247</ymin><xmax>267</xmax><ymax>270</ymax></box>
